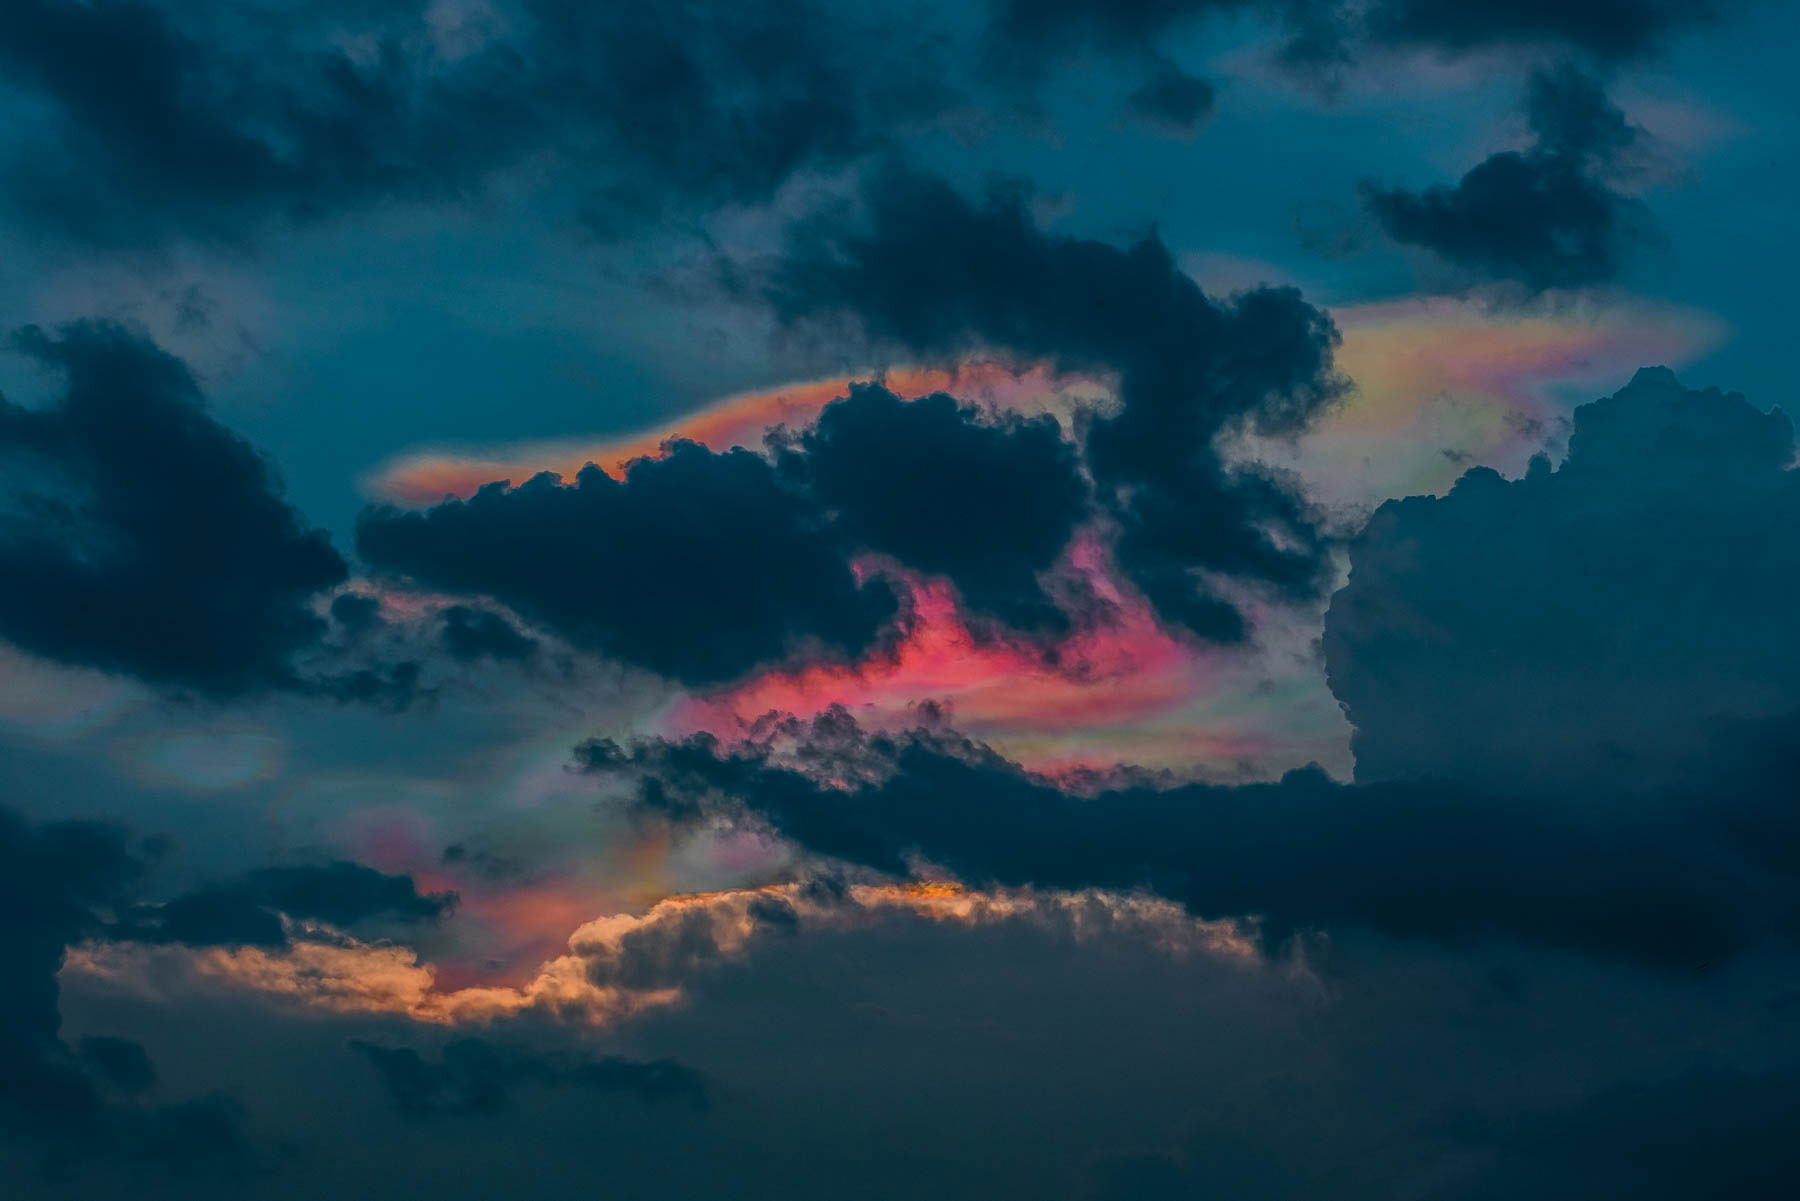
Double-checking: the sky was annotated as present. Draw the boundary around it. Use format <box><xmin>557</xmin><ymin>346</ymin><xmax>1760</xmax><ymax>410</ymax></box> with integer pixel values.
<box><xmin>2</xmin><ymin>2</ymin><xmax>1799</xmax><ymax>1197</ymax></box>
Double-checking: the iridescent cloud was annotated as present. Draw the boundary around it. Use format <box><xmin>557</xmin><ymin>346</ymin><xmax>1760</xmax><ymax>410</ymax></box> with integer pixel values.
<box><xmin>1248</xmin><ymin>293</ymin><xmax>1729</xmax><ymax>511</ymax></box>
<box><xmin>357</xmin><ymin>292</ymin><xmax>1727</xmax><ymax>777</ymax></box>
<box><xmin>364</xmin><ymin>362</ymin><xmax>1108</xmax><ymax>507</ymax></box>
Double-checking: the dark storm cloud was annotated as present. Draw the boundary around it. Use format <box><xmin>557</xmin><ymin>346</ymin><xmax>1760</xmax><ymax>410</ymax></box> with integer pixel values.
<box><xmin>1325</xmin><ymin>366</ymin><xmax>1800</xmax><ymax>793</ymax></box>
<box><xmin>0</xmin><ymin>0</ymin><xmax>948</xmax><ymax>248</ymax></box>
<box><xmin>789</xmin><ymin>384</ymin><xmax>1090</xmax><ymax>634</ymax></box>
<box><xmin>131</xmin><ymin>862</ymin><xmax>457</xmax><ymax>949</ymax></box>
<box><xmin>585</xmin><ymin>708</ymin><xmax>1770</xmax><ymax>972</ymax></box>
<box><xmin>349</xmin><ymin>1037</ymin><xmax>705</xmax><ymax>1117</ymax></box>
<box><xmin>769</xmin><ymin>168</ymin><xmax>1342</xmax><ymax>641</ymax></box>
<box><xmin>0</xmin><ymin>321</ymin><xmax>346</xmax><ymax>696</ymax></box>
<box><xmin>1360</xmin><ymin>65</ymin><xmax>1658</xmax><ymax>291</ymax></box>
<box><xmin>439</xmin><ymin>605</ymin><xmax>539</xmax><ymax>663</ymax></box>
<box><xmin>357</xmin><ymin>442</ymin><xmax>900</xmax><ymax>686</ymax></box>
<box><xmin>0</xmin><ymin>807</ymin><xmax>248</xmax><ymax>1171</ymax></box>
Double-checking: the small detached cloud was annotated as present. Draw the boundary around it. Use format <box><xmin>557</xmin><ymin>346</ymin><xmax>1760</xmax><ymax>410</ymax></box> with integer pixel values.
<box><xmin>1360</xmin><ymin>65</ymin><xmax>1660</xmax><ymax>292</ymax></box>
<box><xmin>126</xmin><ymin>862</ymin><xmax>458</xmax><ymax>950</ymax></box>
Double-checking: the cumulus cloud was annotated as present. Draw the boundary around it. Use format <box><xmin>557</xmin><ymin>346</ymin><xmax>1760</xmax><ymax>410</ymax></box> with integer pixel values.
<box><xmin>788</xmin><ymin>384</ymin><xmax>1091</xmax><ymax>635</ymax></box>
<box><xmin>128</xmin><ymin>862</ymin><xmax>456</xmax><ymax>950</ymax></box>
<box><xmin>1325</xmin><ymin>365</ymin><xmax>1800</xmax><ymax>792</ymax></box>
<box><xmin>768</xmin><ymin>168</ymin><xmax>1343</xmax><ymax>642</ymax></box>
<box><xmin>357</xmin><ymin>442</ymin><xmax>901</xmax><ymax>686</ymax></box>
<box><xmin>0</xmin><ymin>321</ymin><xmax>346</xmax><ymax>696</ymax></box>
<box><xmin>358</xmin><ymin>374</ymin><xmax>1110</xmax><ymax>683</ymax></box>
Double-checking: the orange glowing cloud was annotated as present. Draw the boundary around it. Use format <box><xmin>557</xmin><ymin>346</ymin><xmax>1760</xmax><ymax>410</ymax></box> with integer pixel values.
<box><xmin>64</xmin><ymin>883</ymin><xmax>1257</xmax><ymax>1029</ymax></box>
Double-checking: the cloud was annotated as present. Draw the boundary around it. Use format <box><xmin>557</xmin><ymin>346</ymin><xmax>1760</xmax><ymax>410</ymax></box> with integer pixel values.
<box><xmin>0</xmin><ymin>321</ymin><xmax>346</xmax><ymax>696</ymax></box>
<box><xmin>576</xmin><ymin>364</ymin><xmax>1800</xmax><ymax>974</ymax></box>
<box><xmin>357</xmin><ymin>442</ymin><xmax>900</xmax><ymax>686</ymax></box>
<box><xmin>587</xmin><ymin>707</ymin><xmax>1780</xmax><ymax>971</ymax></box>
<box><xmin>989</xmin><ymin>0</ymin><xmax>1733</xmax><ymax>82</ymax></box>
<box><xmin>1360</xmin><ymin>65</ymin><xmax>1659</xmax><ymax>291</ymax></box>
<box><xmin>70</xmin><ymin>878</ymin><xmax>1250</xmax><ymax>1034</ymax></box>
<box><xmin>0</xmin><ymin>0</ymin><xmax>954</xmax><ymax>249</ymax></box>
<box><xmin>359</xmin><ymin>376</ymin><xmax>1100</xmax><ymax>684</ymax></box>
<box><xmin>0</xmin><ymin>0</ymin><xmax>1742</xmax><ymax>256</ymax></box>
<box><xmin>349</xmin><ymin>1036</ymin><xmax>705</xmax><ymax>1116</ymax></box>
<box><xmin>790</xmin><ymin>384</ymin><xmax>1090</xmax><ymax>634</ymax></box>
<box><xmin>1422</xmin><ymin>1065</ymin><xmax>1800</xmax><ymax>1201</ymax></box>
<box><xmin>1324</xmin><ymin>365</ymin><xmax>1800</xmax><ymax>794</ymax></box>
<box><xmin>129</xmin><ymin>862</ymin><xmax>457</xmax><ymax>949</ymax></box>
<box><xmin>0</xmin><ymin>806</ymin><xmax>249</xmax><ymax>1172</ymax></box>
<box><xmin>767</xmin><ymin>168</ymin><xmax>1343</xmax><ymax>642</ymax></box>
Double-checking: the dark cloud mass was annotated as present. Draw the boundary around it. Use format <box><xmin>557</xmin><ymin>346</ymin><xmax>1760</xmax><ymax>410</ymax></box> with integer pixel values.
<box><xmin>1327</xmin><ymin>366</ymin><xmax>1800</xmax><ymax>793</ymax></box>
<box><xmin>0</xmin><ymin>807</ymin><xmax>248</xmax><ymax>1171</ymax></box>
<box><xmin>792</xmin><ymin>384</ymin><xmax>1090</xmax><ymax>633</ymax></box>
<box><xmin>1361</xmin><ymin>65</ymin><xmax>1657</xmax><ymax>291</ymax></box>
<box><xmin>350</xmin><ymin>1037</ymin><xmax>705</xmax><ymax>1116</ymax></box>
<box><xmin>358</xmin><ymin>442</ymin><xmax>901</xmax><ymax>685</ymax></box>
<box><xmin>1</xmin><ymin>801</ymin><xmax>457</xmax><ymax>1176</ymax></box>
<box><xmin>771</xmin><ymin>169</ymin><xmax>1342</xmax><ymax>641</ymax></box>
<box><xmin>1127</xmin><ymin>61</ymin><xmax>1218</xmax><ymax>136</ymax></box>
<box><xmin>0</xmin><ymin>321</ymin><xmax>346</xmax><ymax>695</ymax></box>
<box><xmin>0</xmin><ymin>0</ymin><xmax>947</xmax><ymax>248</ymax></box>
<box><xmin>587</xmin><ymin>710</ymin><xmax>1766</xmax><ymax>973</ymax></box>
